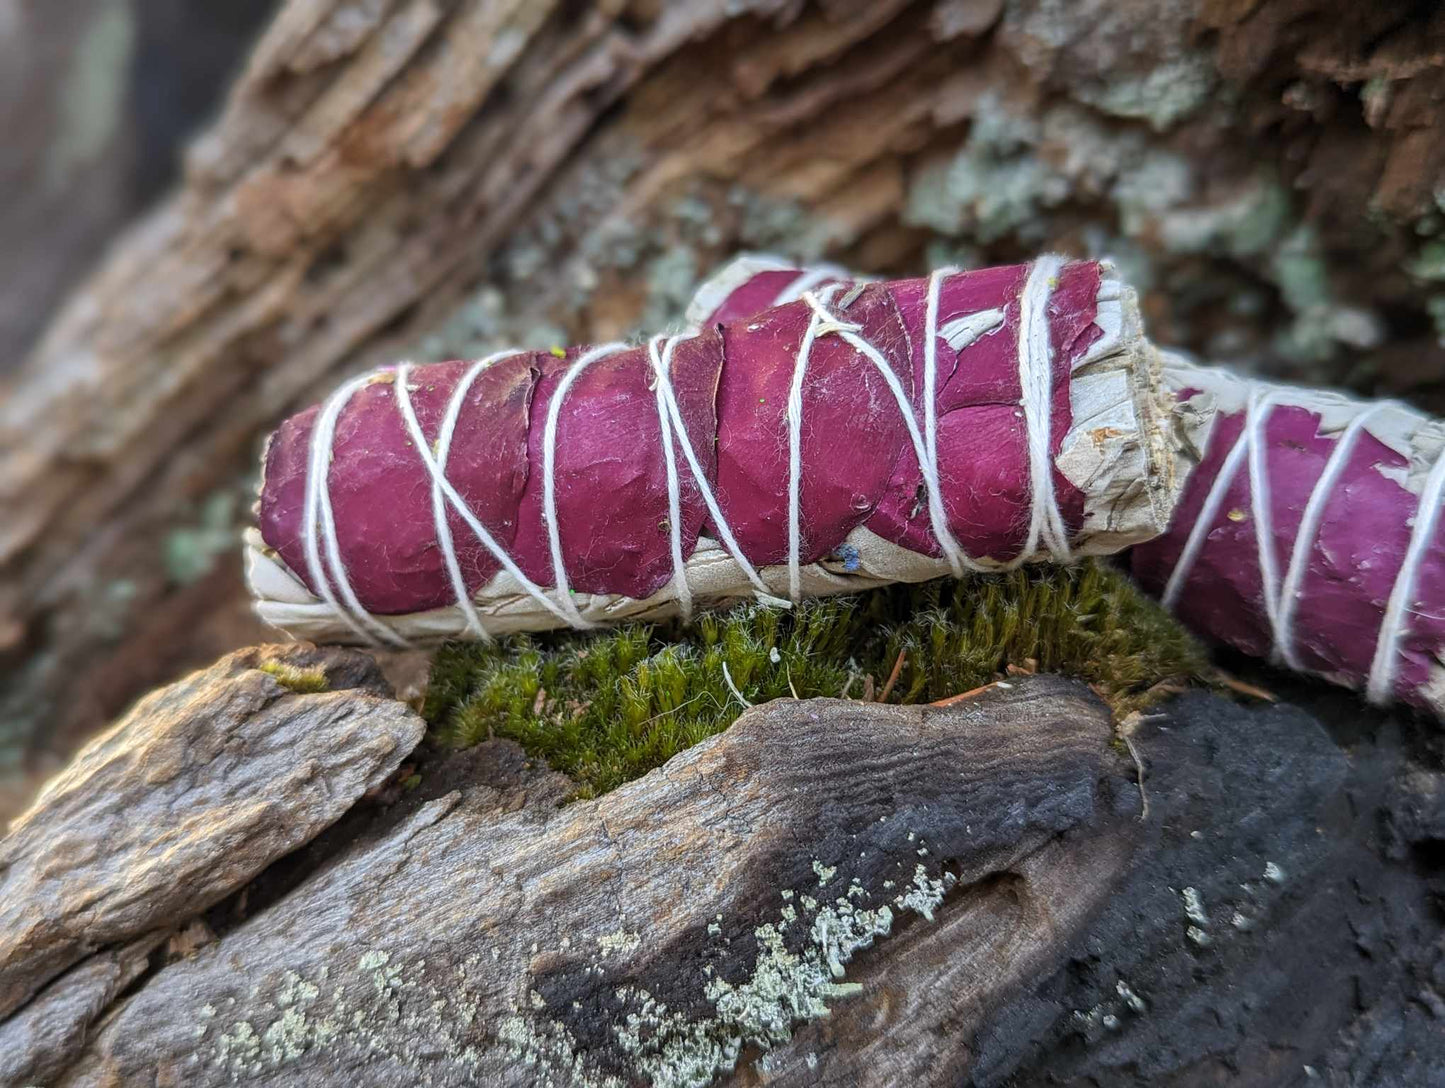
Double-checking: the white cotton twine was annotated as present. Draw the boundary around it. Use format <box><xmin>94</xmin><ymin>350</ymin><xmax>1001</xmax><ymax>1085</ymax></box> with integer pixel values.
<box><xmin>645</xmin><ymin>332</ymin><xmax>777</xmax><ymax>607</ymax></box>
<box><xmin>303</xmin><ymin>372</ymin><xmax>409</xmax><ymax>648</ymax></box>
<box><xmin>300</xmin><ymin>258</ymin><xmax>1074</xmax><ymax>640</ymax></box>
<box><xmin>541</xmin><ymin>342</ymin><xmax>630</xmax><ymax>629</ymax></box>
<box><xmin>392</xmin><ymin>352</ymin><xmax>587</xmax><ymax>638</ymax></box>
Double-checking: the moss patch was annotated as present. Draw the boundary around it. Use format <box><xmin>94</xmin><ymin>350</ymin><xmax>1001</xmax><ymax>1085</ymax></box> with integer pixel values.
<box><xmin>258</xmin><ymin>661</ymin><xmax>331</xmax><ymax>694</ymax></box>
<box><xmin>425</xmin><ymin>561</ymin><xmax>1207</xmax><ymax>798</ymax></box>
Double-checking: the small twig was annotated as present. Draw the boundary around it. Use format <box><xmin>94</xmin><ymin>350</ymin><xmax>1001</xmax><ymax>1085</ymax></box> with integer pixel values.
<box><xmin>635</xmin><ymin>691</ymin><xmax>710</xmax><ymax>728</ymax></box>
<box><xmin>840</xmin><ymin>673</ymin><xmax>856</xmax><ymax>700</ymax></box>
<box><xmin>877</xmin><ymin>650</ymin><xmax>906</xmax><ymax>703</ymax></box>
<box><xmin>1122</xmin><ymin>732</ymin><xmax>1149</xmax><ymax>821</ymax></box>
<box><xmin>787</xmin><ymin>665</ymin><xmax>800</xmax><ymax>700</ymax></box>
<box><xmin>1117</xmin><ymin>710</ymin><xmax>1164</xmax><ymax>822</ymax></box>
<box><xmin>1212</xmin><ymin>669</ymin><xmax>1277</xmax><ymax>702</ymax></box>
<box><xmin>930</xmin><ymin>682</ymin><xmax>996</xmax><ymax>707</ymax></box>
<box><xmin>1142</xmin><ymin>678</ymin><xmax>1188</xmax><ymax>700</ymax></box>
<box><xmin>721</xmin><ymin>661</ymin><xmax>753</xmax><ymax>710</ymax></box>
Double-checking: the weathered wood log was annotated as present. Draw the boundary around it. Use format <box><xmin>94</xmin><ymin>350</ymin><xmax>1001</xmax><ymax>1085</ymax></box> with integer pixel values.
<box><xmin>2</xmin><ymin>649</ymin><xmax>1441</xmax><ymax>1084</ymax></box>
<box><xmin>962</xmin><ymin>688</ymin><xmax>1445</xmax><ymax>1087</ymax></box>
<box><xmin>5</xmin><ymin>673</ymin><xmax>1128</xmax><ymax>1085</ymax></box>
<box><xmin>0</xmin><ymin>643</ymin><xmax>424</xmax><ymax>1031</ymax></box>
<box><xmin>6</xmin><ymin>0</ymin><xmax>1445</xmax><ymax>799</ymax></box>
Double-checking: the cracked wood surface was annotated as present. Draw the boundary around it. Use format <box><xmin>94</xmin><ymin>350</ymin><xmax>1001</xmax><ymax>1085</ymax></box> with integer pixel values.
<box><xmin>2</xmin><ymin>649</ymin><xmax>1440</xmax><ymax>1085</ymax></box>
<box><xmin>0</xmin><ymin>642</ymin><xmax>424</xmax><ymax>1065</ymax></box>
<box><xmin>4</xmin><ymin>674</ymin><xmax>1129</xmax><ymax>1086</ymax></box>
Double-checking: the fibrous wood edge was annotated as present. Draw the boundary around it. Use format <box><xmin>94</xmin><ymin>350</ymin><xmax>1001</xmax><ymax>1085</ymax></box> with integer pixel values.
<box><xmin>47</xmin><ymin>674</ymin><xmax>1132</xmax><ymax>1086</ymax></box>
<box><xmin>0</xmin><ymin>642</ymin><xmax>424</xmax><ymax>1046</ymax></box>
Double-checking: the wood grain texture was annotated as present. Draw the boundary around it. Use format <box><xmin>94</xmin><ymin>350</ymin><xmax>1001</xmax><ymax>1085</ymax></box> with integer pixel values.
<box><xmin>2</xmin><ymin>654</ymin><xmax>1440</xmax><ymax>1084</ymax></box>
<box><xmin>0</xmin><ymin>643</ymin><xmax>424</xmax><ymax>1024</ymax></box>
<box><xmin>17</xmin><ymin>674</ymin><xmax>1130</xmax><ymax>1086</ymax></box>
<box><xmin>0</xmin><ymin>933</ymin><xmax>164</xmax><ymax>1088</ymax></box>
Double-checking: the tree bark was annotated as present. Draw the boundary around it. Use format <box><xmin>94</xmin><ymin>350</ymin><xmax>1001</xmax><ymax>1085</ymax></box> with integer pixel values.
<box><xmin>0</xmin><ymin>643</ymin><xmax>423</xmax><ymax>1030</ymax></box>
<box><xmin>1</xmin><ymin>661</ymin><xmax>1439</xmax><ymax>1084</ymax></box>
<box><xmin>3</xmin><ymin>671</ymin><xmax>1132</xmax><ymax>1085</ymax></box>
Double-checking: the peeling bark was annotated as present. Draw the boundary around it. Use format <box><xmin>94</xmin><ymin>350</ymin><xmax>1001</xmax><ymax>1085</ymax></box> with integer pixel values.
<box><xmin>0</xmin><ymin>643</ymin><xmax>424</xmax><ymax>1023</ymax></box>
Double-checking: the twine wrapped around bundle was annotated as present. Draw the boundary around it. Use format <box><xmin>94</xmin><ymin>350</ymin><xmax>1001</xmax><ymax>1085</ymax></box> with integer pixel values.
<box><xmin>245</xmin><ymin>258</ymin><xmax>1190</xmax><ymax>646</ymax></box>
<box><xmin>684</xmin><ymin>257</ymin><xmax>1445</xmax><ymax>715</ymax></box>
<box><xmin>1130</xmin><ymin>360</ymin><xmax>1445</xmax><ymax>715</ymax></box>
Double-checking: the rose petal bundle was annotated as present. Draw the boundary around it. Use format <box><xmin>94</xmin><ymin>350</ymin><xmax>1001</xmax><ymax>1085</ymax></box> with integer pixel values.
<box><xmin>674</xmin><ymin>257</ymin><xmax>1445</xmax><ymax>715</ymax></box>
<box><xmin>245</xmin><ymin>258</ymin><xmax>1187</xmax><ymax>645</ymax></box>
<box><xmin>1129</xmin><ymin>360</ymin><xmax>1445</xmax><ymax>714</ymax></box>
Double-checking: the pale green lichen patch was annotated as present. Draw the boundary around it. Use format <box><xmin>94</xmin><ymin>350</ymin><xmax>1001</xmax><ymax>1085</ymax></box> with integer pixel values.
<box><xmin>200</xmin><ymin>953</ymin><xmax>486</xmax><ymax>1082</ymax></box>
<box><xmin>501</xmin><ymin>849</ymin><xmax>960</xmax><ymax>1088</ymax></box>
<box><xmin>597</xmin><ymin>930</ymin><xmax>642</xmax><ymax>958</ymax></box>
<box><xmin>256</xmin><ymin>660</ymin><xmax>330</xmax><ymax>694</ymax></box>
<box><xmin>1426</xmin><ymin>296</ymin><xmax>1445</xmax><ymax>347</ymax></box>
<box><xmin>1071</xmin><ymin>54</ymin><xmax>1215</xmax><ymax>132</ymax></box>
<box><xmin>164</xmin><ymin>490</ymin><xmax>243</xmax><ymax>585</ymax></box>
<box><xmin>47</xmin><ymin>1</ymin><xmax>135</xmax><ymax>188</ymax></box>
<box><xmin>903</xmin><ymin>87</ymin><xmax>1385</xmax><ymax>369</ymax></box>
<box><xmin>904</xmin><ymin>93</ymin><xmax>1070</xmax><ymax>245</ymax></box>
<box><xmin>426</xmin><ymin>561</ymin><xmax>1207</xmax><ymax>798</ymax></box>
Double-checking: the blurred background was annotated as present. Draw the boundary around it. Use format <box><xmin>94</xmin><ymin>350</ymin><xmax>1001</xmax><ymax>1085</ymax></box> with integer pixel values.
<box><xmin>1</xmin><ymin>0</ymin><xmax>1443</xmax><ymax>816</ymax></box>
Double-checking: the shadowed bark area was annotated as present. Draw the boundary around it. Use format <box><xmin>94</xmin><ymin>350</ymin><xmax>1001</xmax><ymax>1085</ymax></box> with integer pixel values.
<box><xmin>4</xmin><ymin>0</ymin><xmax>1445</xmax><ymax>806</ymax></box>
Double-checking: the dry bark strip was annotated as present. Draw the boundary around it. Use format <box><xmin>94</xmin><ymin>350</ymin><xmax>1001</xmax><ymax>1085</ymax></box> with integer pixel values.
<box><xmin>8</xmin><ymin>674</ymin><xmax>1129</xmax><ymax>1086</ymax></box>
<box><xmin>0</xmin><ymin>643</ymin><xmax>424</xmax><ymax>1044</ymax></box>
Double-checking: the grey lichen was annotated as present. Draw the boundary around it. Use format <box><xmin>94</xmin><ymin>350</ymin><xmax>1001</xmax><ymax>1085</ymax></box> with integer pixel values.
<box><xmin>1270</xmin><ymin>226</ymin><xmax>1383</xmax><ymax>361</ymax></box>
<box><xmin>1071</xmin><ymin>54</ymin><xmax>1216</xmax><ymax>132</ymax></box>
<box><xmin>47</xmin><ymin>0</ymin><xmax>135</xmax><ymax>188</ymax></box>
<box><xmin>164</xmin><ymin>489</ymin><xmax>241</xmax><ymax>586</ymax></box>
<box><xmin>1427</xmin><ymin>296</ymin><xmax>1445</xmax><ymax>347</ymax></box>
<box><xmin>901</xmin><ymin>74</ymin><xmax>1386</xmax><ymax>372</ymax></box>
<box><xmin>503</xmin><ymin>850</ymin><xmax>956</xmax><ymax>1088</ymax></box>
<box><xmin>201</xmin><ymin>951</ymin><xmax>485</xmax><ymax>1082</ymax></box>
<box><xmin>1181</xmin><ymin>886</ymin><xmax>1209</xmax><ymax>930</ymax></box>
<box><xmin>639</xmin><ymin>248</ymin><xmax>701</xmax><ymax>334</ymax></box>
<box><xmin>892</xmin><ymin>863</ymin><xmax>954</xmax><ymax>922</ymax></box>
<box><xmin>904</xmin><ymin>94</ymin><xmax>1070</xmax><ymax>245</ymax></box>
<box><xmin>596</xmin><ymin>930</ymin><xmax>642</xmax><ymax>958</ymax></box>
<box><xmin>729</xmin><ymin>186</ymin><xmax>834</xmax><ymax>261</ymax></box>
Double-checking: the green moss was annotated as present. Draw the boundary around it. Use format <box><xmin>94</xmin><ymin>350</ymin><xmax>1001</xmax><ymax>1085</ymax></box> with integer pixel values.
<box><xmin>425</xmin><ymin>561</ymin><xmax>1207</xmax><ymax>799</ymax></box>
<box><xmin>258</xmin><ymin>661</ymin><xmax>330</xmax><ymax>694</ymax></box>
